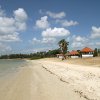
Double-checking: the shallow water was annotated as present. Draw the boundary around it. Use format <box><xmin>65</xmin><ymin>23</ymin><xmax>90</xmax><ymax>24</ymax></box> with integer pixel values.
<box><xmin>0</xmin><ymin>59</ymin><xmax>25</xmax><ymax>77</ymax></box>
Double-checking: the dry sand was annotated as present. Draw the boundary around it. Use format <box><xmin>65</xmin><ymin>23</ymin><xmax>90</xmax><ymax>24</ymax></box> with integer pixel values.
<box><xmin>0</xmin><ymin>57</ymin><xmax>100</xmax><ymax>100</ymax></box>
<box><xmin>39</xmin><ymin>57</ymin><xmax>100</xmax><ymax>100</ymax></box>
<box><xmin>43</xmin><ymin>57</ymin><xmax>100</xmax><ymax>67</ymax></box>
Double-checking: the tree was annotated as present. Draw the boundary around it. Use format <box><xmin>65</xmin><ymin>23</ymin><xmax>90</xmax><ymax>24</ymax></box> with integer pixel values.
<box><xmin>93</xmin><ymin>48</ymin><xmax>98</xmax><ymax>57</ymax></box>
<box><xmin>58</xmin><ymin>39</ymin><xmax>69</xmax><ymax>60</ymax></box>
<box><xmin>98</xmin><ymin>49</ymin><xmax>100</xmax><ymax>56</ymax></box>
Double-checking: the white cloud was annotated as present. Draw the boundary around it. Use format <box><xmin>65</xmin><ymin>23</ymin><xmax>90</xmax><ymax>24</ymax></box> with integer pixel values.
<box><xmin>91</xmin><ymin>26</ymin><xmax>100</xmax><ymax>39</ymax></box>
<box><xmin>33</xmin><ymin>27</ymin><xmax>70</xmax><ymax>45</ymax></box>
<box><xmin>71</xmin><ymin>35</ymin><xmax>100</xmax><ymax>49</ymax></box>
<box><xmin>71</xmin><ymin>35</ymin><xmax>88</xmax><ymax>48</ymax></box>
<box><xmin>96</xmin><ymin>42</ymin><xmax>100</xmax><ymax>46</ymax></box>
<box><xmin>0</xmin><ymin>17</ymin><xmax>15</xmax><ymax>34</ymax></box>
<box><xmin>15</xmin><ymin>22</ymin><xmax>26</xmax><ymax>31</ymax></box>
<box><xmin>0</xmin><ymin>32</ymin><xmax>20</xmax><ymax>42</ymax></box>
<box><xmin>14</xmin><ymin>8</ymin><xmax>27</xmax><ymax>31</ymax></box>
<box><xmin>0</xmin><ymin>7</ymin><xmax>28</xmax><ymax>42</ymax></box>
<box><xmin>71</xmin><ymin>26</ymin><xmax>100</xmax><ymax>49</ymax></box>
<box><xmin>0</xmin><ymin>6</ymin><xmax>5</xmax><ymax>16</ymax></box>
<box><xmin>31</xmin><ymin>37</ymin><xmax>41</xmax><ymax>44</ymax></box>
<box><xmin>73</xmin><ymin>35</ymin><xmax>88</xmax><ymax>42</ymax></box>
<box><xmin>71</xmin><ymin>42</ymin><xmax>84</xmax><ymax>48</ymax></box>
<box><xmin>0</xmin><ymin>17</ymin><xmax>15</xmax><ymax>27</ymax></box>
<box><xmin>0</xmin><ymin>43</ymin><xmax>12</xmax><ymax>52</ymax></box>
<box><xmin>75</xmin><ymin>36</ymin><xmax>83</xmax><ymax>42</ymax></box>
<box><xmin>23</xmin><ymin>47</ymin><xmax>54</xmax><ymax>53</ymax></box>
<box><xmin>14</xmin><ymin>8</ymin><xmax>28</xmax><ymax>22</ymax></box>
<box><xmin>42</xmin><ymin>37</ymin><xmax>56</xmax><ymax>44</ymax></box>
<box><xmin>42</xmin><ymin>27</ymin><xmax>70</xmax><ymax>38</ymax></box>
<box><xmin>56</xmin><ymin>19</ymin><xmax>78</xmax><ymax>27</ymax></box>
<box><xmin>74</xmin><ymin>36</ymin><xmax>87</xmax><ymax>42</ymax></box>
<box><xmin>46</xmin><ymin>11</ymin><xmax>66</xmax><ymax>19</ymax></box>
<box><xmin>36</xmin><ymin>16</ymin><xmax>50</xmax><ymax>29</ymax></box>
<box><xmin>31</xmin><ymin>37</ymin><xmax>56</xmax><ymax>45</ymax></box>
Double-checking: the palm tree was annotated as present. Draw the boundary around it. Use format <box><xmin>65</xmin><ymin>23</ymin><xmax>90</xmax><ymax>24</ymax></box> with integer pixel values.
<box><xmin>58</xmin><ymin>39</ymin><xmax>69</xmax><ymax>60</ymax></box>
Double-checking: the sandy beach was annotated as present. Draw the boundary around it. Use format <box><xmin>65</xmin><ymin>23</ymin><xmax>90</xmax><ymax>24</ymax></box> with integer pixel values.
<box><xmin>0</xmin><ymin>57</ymin><xmax>100</xmax><ymax>100</ymax></box>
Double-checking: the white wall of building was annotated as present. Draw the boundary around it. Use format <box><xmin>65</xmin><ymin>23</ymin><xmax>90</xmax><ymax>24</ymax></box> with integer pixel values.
<box><xmin>82</xmin><ymin>54</ymin><xmax>93</xmax><ymax>58</ymax></box>
<box><xmin>71</xmin><ymin>56</ymin><xmax>79</xmax><ymax>58</ymax></box>
<box><xmin>58</xmin><ymin>55</ymin><xmax>63</xmax><ymax>59</ymax></box>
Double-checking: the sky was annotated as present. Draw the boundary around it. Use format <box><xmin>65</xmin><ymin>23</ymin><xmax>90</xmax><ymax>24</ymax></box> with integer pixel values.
<box><xmin>0</xmin><ymin>0</ymin><xmax>100</xmax><ymax>55</ymax></box>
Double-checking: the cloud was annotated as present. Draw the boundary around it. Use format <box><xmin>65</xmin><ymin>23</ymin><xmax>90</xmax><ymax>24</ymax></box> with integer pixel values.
<box><xmin>31</xmin><ymin>27</ymin><xmax>70</xmax><ymax>45</ymax></box>
<box><xmin>71</xmin><ymin>42</ymin><xmax>84</xmax><ymax>48</ymax></box>
<box><xmin>0</xmin><ymin>6</ymin><xmax>5</xmax><ymax>16</ymax></box>
<box><xmin>0</xmin><ymin>43</ymin><xmax>12</xmax><ymax>52</ymax></box>
<box><xmin>22</xmin><ymin>47</ymin><xmax>55</xmax><ymax>54</ymax></box>
<box><xmin>0</xmin><ymin>32</ymin><xmax>20</xmax><ymax>42</ymax></box>
<box><xmin>74</xmin><ymin>36</ymin><xmax>87</xmax><ymax>42</ymax></box>
<box><xmin>14</xmin><ymin>8</ymin><xmax>28</xmax><ymax>22</ymax></box>
<box><xmin>0</xmin><ymin>17</ymin><xmax>15</xmax><ymax>34</ymax></box>
<box><xmin>31</xmin><ymin>37</ymin><xmax>41</xmax><ymax>44</ymax></box>
<box><xmin>46</xmin><ymin>11</ymin><xmax>66</xmax><ymax>19</ymax></box>
<box><xmin>31</xmin><ymin>37</ymin><xmax>56</xmax><ymax>44</ymax></box>
<box><xmin>42</xmin><ymin>37</ymin><xmax>56</xmax><ymax>44</ymax></box>
<box><xmin>71</xmin><ymin>35</ymin><xmax>88</xmax><ymax>48</ymax></box>
<box><xmin>42</xmin><ymin>27</ymin><xmax>70</xmax><ymax>38</ymax></box>
<box><xmin>71</xmin><ymin>26</ymin><xmax>100</xmax><ymax>49</ymax></box>
<box><xmin>91</xmin><ymin>26</ymin><xmax>100</xmax><ymax>39</ymax></box>
<box><xmin>71</xmin><ymin>34</ymin><xmax>100</xmax><ymax>49</ymax></box>
<box><xmin>96</xmin><ymin>42</ymin><xmax>100</xmax><ymax>46</ymax></box>
<box><xmin>0</xmin><ymin>7</ymin><xmax>28</xmax><ymax>42</ymax></box>
<box><xmin>14</xmin><ymin>8</ymin><xmax>28</xmax><ymax>31</ymax></box>
<box><xmin>15</xmin><ymin>22</ymin><xmax>26</xmax><ymax>31</ymax></box>
<box><xmin>36</xmin><ymin>16</ymin><xmax>50</xmax><ymax>29</ymax></box>
<box><xmin>56</xmin><ymin>19</ymin><xmax>78</xmax><ymax>27</ymax></box>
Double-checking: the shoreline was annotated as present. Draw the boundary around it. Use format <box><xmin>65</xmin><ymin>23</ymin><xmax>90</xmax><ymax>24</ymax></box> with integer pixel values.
<box><xmin>0</xmin><ymin>58</ymin><xmax>100</xmax><ymax>100</ymax></box>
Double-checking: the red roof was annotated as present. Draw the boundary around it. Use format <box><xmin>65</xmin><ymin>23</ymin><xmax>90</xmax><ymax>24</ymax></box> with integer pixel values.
<box><xmin>65</xmin><ymin>52</ymin><xmax>70</xmax><ymax>56</ymax></box>
<box><xmin>81</xmin><ymin>47</ymin><xmax>94</xmax><ymax>52</ymax></box>
<box><xmin>69</xmin><ymin>50</ymin><xmax>79</xmax><ymax>55</ymax></box>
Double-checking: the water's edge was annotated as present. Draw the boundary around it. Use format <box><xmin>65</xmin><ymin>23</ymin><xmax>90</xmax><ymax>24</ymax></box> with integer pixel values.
<box><xmin>0</xmin><ymin>59</ymin><xmax>26</xmax><ymax>78</ymax></box>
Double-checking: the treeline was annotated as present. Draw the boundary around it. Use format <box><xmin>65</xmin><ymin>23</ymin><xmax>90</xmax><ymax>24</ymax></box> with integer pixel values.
<box><xmin>0</xmin><ymin>49</ymin><xmax>60</xmax><ymax>59</ymax></box>
<box><xmin>0</xmin><ymin>48</ymin><xmax>100</xmax><ymax>59</ymax></box>
<box><xmin>93</xmin><ymin>48</ymin><xmax>100</xmax><ymax>57</ymax></box>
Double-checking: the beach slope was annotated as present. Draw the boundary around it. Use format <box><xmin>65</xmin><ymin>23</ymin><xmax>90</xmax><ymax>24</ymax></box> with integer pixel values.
<box><xmin>0</xmin><ymin>59</ymin><xmax>100</xmax><ymax>100</ymax></box>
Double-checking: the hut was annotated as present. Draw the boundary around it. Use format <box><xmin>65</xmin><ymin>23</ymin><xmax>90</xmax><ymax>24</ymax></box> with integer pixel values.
<box><xmin>81</xmin><ymin>47</ymin><xmax>94</xmax><ymax>58</ymax></box>
<box><xmin>56</xmin><ymin>54</ymin><xmax>64</xmax><ymax>59</ymax></box>
<box><xmin>69</xmin><ymin>50</ymin><xmax>79</xmax><ymax>58</ymax></box>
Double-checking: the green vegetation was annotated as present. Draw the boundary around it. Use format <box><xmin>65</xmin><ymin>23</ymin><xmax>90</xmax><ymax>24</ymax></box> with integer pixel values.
<box><xmin>58</xmin><ymin>39</ymin><xmax>69</xmax><ymax>60</ymax></box>
<box><xmin>0</xmin><ymin>49</ymin><xmax>60</xmax><ymax>60</ymax></box>
<box><xmin>98</xmin><ymin>49</ymin><xmax>100</xmax><ymax>56</ymax></box>
<box><xmin>93</xmin><ymin>48</ymin><xmax>98</xmax><ymax>57</ymax></box>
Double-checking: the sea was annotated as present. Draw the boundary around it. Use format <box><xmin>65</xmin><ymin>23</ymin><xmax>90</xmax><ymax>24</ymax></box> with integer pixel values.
<box><xmin>0</xmin><ymin>59</ymin><xmax>26</xmax><ymax>78</ymax></box>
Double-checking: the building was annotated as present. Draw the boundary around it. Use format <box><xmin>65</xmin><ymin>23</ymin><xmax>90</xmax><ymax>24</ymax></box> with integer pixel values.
<box><xmin>81</xmin><ymin>47</ymin><xmax>94</xmax><ymax>58</ymax></box>
<box><xmin>69</xmin><ymin>50</ymin><xmax>79</xmax><ymax>58</ymax></box>
<box><xmin>56</xmin><ymin>54</ymin><xmax>64</xmax><ymax>59</ymax></box>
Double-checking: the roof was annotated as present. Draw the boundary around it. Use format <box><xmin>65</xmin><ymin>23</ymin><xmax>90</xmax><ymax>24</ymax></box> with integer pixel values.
<box><xmin>81</xmin><ymin>47</ymin><xmax>94</xmax><ymax>52</ymax></box>
<box><xmin>65</xmin><ymin>52</ymin><xmax>70</xmax><ymax>56</ymax></box>
<box><xmin>69</xmin><ymin>50</ymin><xmax>79</xmax><ymax>55</ymax></box>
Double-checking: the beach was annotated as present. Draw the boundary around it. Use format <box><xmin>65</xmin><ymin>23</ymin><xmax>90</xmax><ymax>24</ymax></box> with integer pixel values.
<box><xmin>0</xmin><ymin>57</ymin><xmax>100</xmax><ymax>100</ymax></box>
